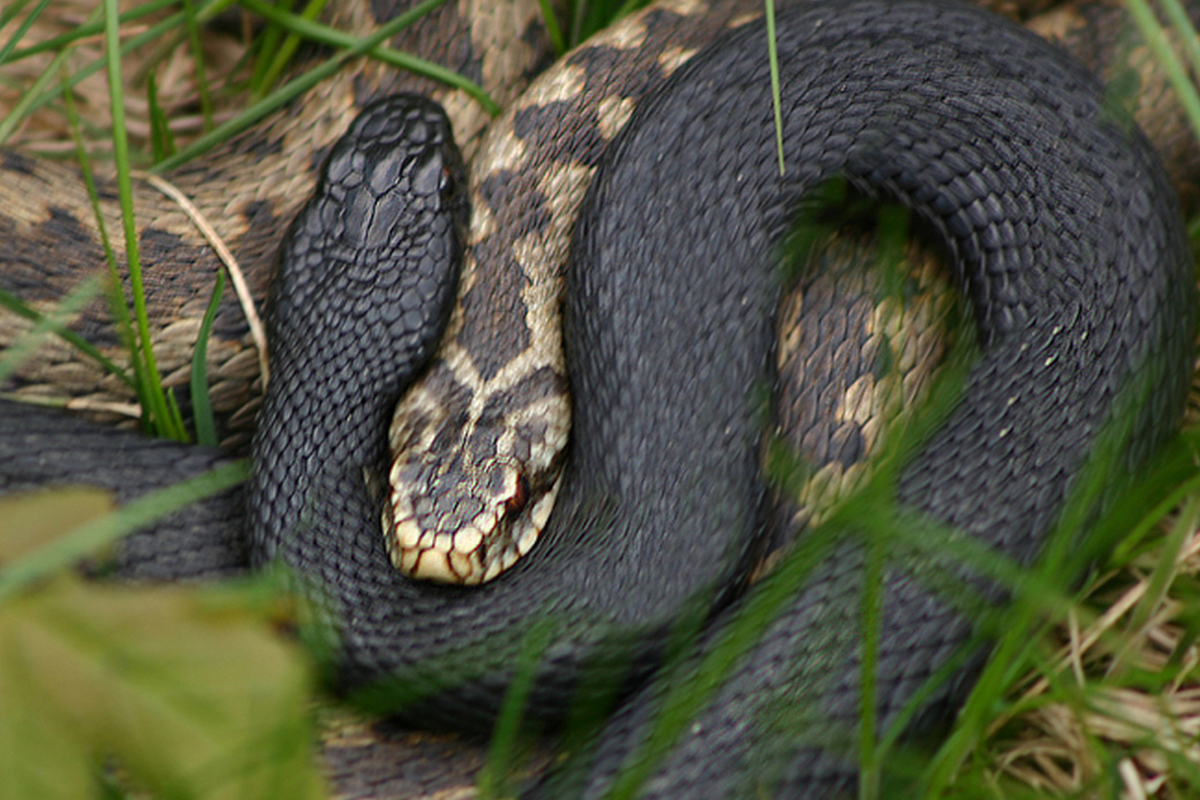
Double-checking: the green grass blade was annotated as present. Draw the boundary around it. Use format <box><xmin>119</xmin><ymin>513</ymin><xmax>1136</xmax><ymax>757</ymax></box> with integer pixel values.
<box><xmin>764</xmin><ymin>0</ymin><xmax>785</xmax><ymax>175</ymax></box>
<box><xmin>1116</xmin><ymin>493</ymin><xmax>1200</xmax><ymax>667</ymax></box>
<box><xmin>1124</xmin><ymin>0</ymin><xmax>1200</xmax><ymax>139</ymax></box>
<box><xmin>61</xmin><ymin>71</ymin><xmax>151</xmax><ymax>408</ymax></box>
<box><xmin>182</xmin><ymin>0</ymin><xmax>214</xmax><ymax>132</ymax></box>
<box><xmin>249</xmin><ymin>0</ymin><xmax>293</xmax><ymax>91</ymax></box>
<box><xmin>0</xmin><ymin>274</ymin><xmax>106</xmax><ymax>386</ymax></box>
<box><xmin>152</xmin><ymin>0</ymin><xmax>468</xmax><ymax>174</ymax></box>
<box><xmin>5</xmin><ymin>0</ymin><xmax>236</xmax><ymax>142</ymax></box>
<box><xmin>190</xmin><ymin>270</ymin><xmax>225</xmax><ymax>448</ymax></box>
<box><xmin>254</xmin><ymin>0</ymin><xmax>331</xmax><ymax>97</ymax></box>
<box><xmin>0</xmin><ymin>0</ymin><xmax>35</xmax><ymax>32</ymax></box>
<box><xmin>4</xmin><ymin>0</ymin><xmax>182</xmax><ymax>64</ymax></box>
<box><xmin>478</xmin><ymin>618</ymin><xmax>556</xmax><ymax>799</ymax></box>
<box><xmin>238</xmin><ymin>0</ymin><xmax>497</xmax><ymax>112</ymax></box>
<box><xmin>1104</xmin><ymin>432</ymin><xmax>1200</xmax><ymax>563</ymax></box>
<box><xmin>146</xmin><ymin>72</ymin><xmax>175</xmax><ymax>161</ymax></box>
<box><xmin>537</xmin><ymin>0</ymin><xmax>567</xmax><ymax>56</ymax></box>
<box><xmin>0</xmin><ymin>45</ymin><xmax>74</xmax><ymax>145</ymax></box>
<box><xmin>0</xmin><ymin>288</ymin><xmax>133</xmax><ymax>388</ymax></box>
<box><xmin>857</xmin><ymin>536</ymin><xmax>884</xmax><ymax>800</ymax></box>
<box><xmin>0</xmin><ymin>0</ymin><xmax>52</xmax><ymax>69</ymax></box>
<box><xmin>1155</xmin><ymin>0</ymin><xmax>1200</xmax><ymax>98</ymax></box>
<box><xmin>919</xmin><ymin>353</ymin><xmax>1179</xmax><ymax>793</ymax></box>
<box><xmin>103</xmin><ymin>0</ymin><xmax>185</xmax><ymax>441</ymax></box>
<box><xmin>0</xmin><ymin>459</ymin><xmax>248</xmax><ymax>603</ymax></box>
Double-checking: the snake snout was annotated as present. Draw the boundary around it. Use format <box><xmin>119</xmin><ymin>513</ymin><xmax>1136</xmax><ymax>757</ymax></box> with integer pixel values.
<box><xmin>318</xmin><ymin>95</ymin><xmax>467</xmax><ymax>257</ymax></box>
<box><xmin>384</xmin><ymin>447</ymin><xmax>562</xmax><ymax>585</ymax></box>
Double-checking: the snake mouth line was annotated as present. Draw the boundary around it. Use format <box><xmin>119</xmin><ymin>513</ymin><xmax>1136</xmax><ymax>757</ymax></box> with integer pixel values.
<box><xmin>385</xmin><ymin>472</ymin><xmax>562</xmax><ymax>584</ymax></box>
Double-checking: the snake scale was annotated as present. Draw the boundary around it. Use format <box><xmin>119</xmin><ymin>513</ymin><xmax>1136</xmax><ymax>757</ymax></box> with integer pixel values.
<box><xmin>1</xmin><ymin>0</ymin><xmax>1198</xmax><ymax>797</ymax></box>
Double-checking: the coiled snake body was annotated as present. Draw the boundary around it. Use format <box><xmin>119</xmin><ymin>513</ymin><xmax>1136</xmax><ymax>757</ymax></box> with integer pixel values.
<box><xmin>1</xmin><ymin>0</ymin><xmax>1196</xmax><ymax>797</ymax></box>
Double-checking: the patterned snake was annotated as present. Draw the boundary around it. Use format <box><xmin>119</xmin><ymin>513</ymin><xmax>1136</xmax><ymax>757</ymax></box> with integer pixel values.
<box><xmin>1</xmin><ymin>0</ymin><xmax>1198</xmax><ymax>797</ymax></box>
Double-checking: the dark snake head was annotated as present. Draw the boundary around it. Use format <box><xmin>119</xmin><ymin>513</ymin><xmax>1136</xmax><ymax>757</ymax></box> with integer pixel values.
<box><xmin>249</xmin><ymin>94</ymin><xmax>468</xmax><ymax>564</ymax></box>
<box><xmin>264</xmin><ymin>94</ymin><xmax>467</xmax><ymax>395</ymax></box>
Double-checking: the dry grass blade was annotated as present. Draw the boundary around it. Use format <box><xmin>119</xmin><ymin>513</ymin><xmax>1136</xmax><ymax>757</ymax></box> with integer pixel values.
<box><xmin>989</xmin><ymin>520</ymin><xmax>1200</xmax><ymax>798</ymax></box>
<box><xmin>137</xmin><ymin>170</ymin><xmax>269</xmax><ymax>387</ymax></box>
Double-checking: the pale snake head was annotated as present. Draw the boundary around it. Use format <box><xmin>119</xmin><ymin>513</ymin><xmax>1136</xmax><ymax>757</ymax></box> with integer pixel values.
<box><xmin>384</xmin><ymin>353</ymin><xmax>569</xmax><ymax>585</ymax></box>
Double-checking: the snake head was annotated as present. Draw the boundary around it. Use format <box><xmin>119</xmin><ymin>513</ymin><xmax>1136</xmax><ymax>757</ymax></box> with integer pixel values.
<box><xmin>383</xmin><ymin>359</ymin><xmax>569</xmax><ymax>585</ymax></box>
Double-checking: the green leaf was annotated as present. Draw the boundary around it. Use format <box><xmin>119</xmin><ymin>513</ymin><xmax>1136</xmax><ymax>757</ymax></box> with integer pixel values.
<box><xmin>0</xmin><ymin>460</ymin><xmax>248</xmax><ymax>603</ymax></box>
<box><xmin>0</xmin><ymin>488</ymin><xmax>115</xmax><ymax>563</ymax></box>
<box><xmin>0</xmin><ymin>576</ymin><xmax>324</xmax><ymax>800</ymax></box>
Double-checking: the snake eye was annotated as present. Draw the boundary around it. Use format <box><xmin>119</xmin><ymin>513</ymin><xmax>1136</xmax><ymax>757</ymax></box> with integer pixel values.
<box><xmin>412</xmin><ymin>151</ymin><xmax>448</xmax><ymax>199</ymax></box>
<box><xmin>505</xmin><ymin>474</ymin><xmax>529</xmax><ymax>517</ymax></box>
<box><xmin>438</xmin><ymin>164</ymin><xmax>456</xmax><ymax>200</ymax></box>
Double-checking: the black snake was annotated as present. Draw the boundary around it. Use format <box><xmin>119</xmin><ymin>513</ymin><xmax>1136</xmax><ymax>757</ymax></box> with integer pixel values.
<box><xmin>1</xmin><ymin>0</ymin><xmax>1197</xmax><ymax>797</ymax></box>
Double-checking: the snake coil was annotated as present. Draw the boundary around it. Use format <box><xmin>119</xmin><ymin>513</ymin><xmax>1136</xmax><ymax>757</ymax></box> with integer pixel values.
<box><xmin>522</xmin><ymin>1</ymin><xmax>1195</xmax><ymax>794</ymax></box>
<box><xmin>0</xmin><ymin>0</ymin><xmax>1195</xmax><ymax>797</ymax></box>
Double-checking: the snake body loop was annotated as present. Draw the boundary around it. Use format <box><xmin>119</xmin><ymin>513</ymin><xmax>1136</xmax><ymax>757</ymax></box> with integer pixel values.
<box><xmin>530</xmin><ymin>1</ymin><xmax>1196</xmax><ymax>794</ymax></box>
